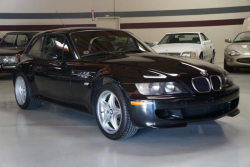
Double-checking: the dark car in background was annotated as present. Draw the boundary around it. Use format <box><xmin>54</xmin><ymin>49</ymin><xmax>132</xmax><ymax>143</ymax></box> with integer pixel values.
<box><xmin>13</xmin><ymin>28</ymin><xmax>240</xmax><ymax>140</ymax></box>
<box><xmin>0</xmin><ymin>32</ymin><xmax>37</xmax><ymax>73</ymax></box>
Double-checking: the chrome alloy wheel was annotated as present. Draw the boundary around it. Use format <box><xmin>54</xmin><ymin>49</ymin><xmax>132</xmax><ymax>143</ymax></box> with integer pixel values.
<box><xmin>97</xmin><ymin>90</ymin><xmax>122</xmax><ymax>134</ymax></box>
<box><xmin>15</xmin><ymin>76</ymin><xmax>27</xmax><ymax>105</ymax></box>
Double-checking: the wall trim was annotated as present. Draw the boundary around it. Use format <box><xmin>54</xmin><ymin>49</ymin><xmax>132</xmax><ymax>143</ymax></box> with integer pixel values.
<box><xmin>0</xmin><ymin>18</ymin><xmax>244</xmax><ymax>31</ymax></box>
<box><xmin>0</xmin><ymin>6</ymin><xmax>249</xmax><ymax>19</ymax></box>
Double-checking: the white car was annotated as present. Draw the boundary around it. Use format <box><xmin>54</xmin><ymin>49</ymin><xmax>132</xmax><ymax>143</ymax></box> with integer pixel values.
<box><xmin>152</xmin><ymin>32</ymin><xmax>215</xmax><ymax>64</ymax></box>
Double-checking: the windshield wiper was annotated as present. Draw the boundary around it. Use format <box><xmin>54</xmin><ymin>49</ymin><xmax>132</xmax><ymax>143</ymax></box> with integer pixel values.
<box><xmin>234</xmin><ymin>40</ymin><xmax>250</xmax><ymax>43</ymax></box>
<box><xmin>81</xmin><ymin>51</ymin><xmax>112</xmax><ymax>58</ymax></box>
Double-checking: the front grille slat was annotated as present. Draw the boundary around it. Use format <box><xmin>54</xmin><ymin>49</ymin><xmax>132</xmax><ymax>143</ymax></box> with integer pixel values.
<box><xmin>192</xmin><ymin>77</ymin><xmax>211</xmax><ymax>93</ymax></box>
<box><xmin>192</xmin><ymin>75</ymin><xmax>222</xmax><ymax>93</ymax></box>
<box><xmin>210</xmin><ymin>75</ymin><xmax>222</xmax><ymax>91</ymax></box>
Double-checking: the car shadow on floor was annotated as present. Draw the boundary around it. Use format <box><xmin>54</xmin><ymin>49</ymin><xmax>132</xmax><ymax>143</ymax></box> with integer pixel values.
<box><xmin>13</xmin><ymin>101</ymin><xmax>240</xmax><ymax>158</ymax></box>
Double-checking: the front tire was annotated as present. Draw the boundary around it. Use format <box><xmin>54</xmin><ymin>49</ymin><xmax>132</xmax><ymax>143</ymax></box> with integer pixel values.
<box><xmin>210</xmin><ymin>52</ymin><xmax>215</xmax><ymax>64</ymax></box>
<box><xmin>14</xmin><ymin>73</ymin><xmax>41</xmax><ymax>110</ymax></box>
<box><xmin>224</xmin><ymin>59</ymin><xmax>234</xmax><ymax>72</ymax></box>
<box><xmin>95</xmin><ymin>83</ymin><xmax>137</xmax><ymax>140</ymax></box>
<box><xmin>199</xmin><ymin>52</ymin><xmax>203</xmax><ymax>60</ymax></box>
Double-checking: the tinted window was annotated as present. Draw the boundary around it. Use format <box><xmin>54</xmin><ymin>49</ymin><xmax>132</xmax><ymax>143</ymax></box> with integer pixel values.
<box><xmin>159</xmin><ymin>33</ymin><xmax>200</xmax><ymax>44</ymax></box>
<box><xmin>27</xmin><ymin>36</ymin><xmax>45</xmax><ymax>59</ymax></box>
<box><xmin>0</xmin><ymin>34</ymin><xmax>16</xmax><ymax>47</ymax></box>
<box><xmin>43</xmin><ymin>35</ymin><xmax>65</xmax><ymax>60</ymax></box>
<box><xmin>17</xmin><ymin>35</ymin><xmax>29</xmax><ymax>47</ymax></box>
<box><xmin>43</xmin><ymin>35</ymin><xmax>74</xmax><ymax>61</ymax></box>
<box><xmin>71</xmin><ymin>31</ymin><xmax>152</xmax><ymax>56</ymax></box>
<box><xmin>62</xmin><ymin>40</ymin><xmax>75</xmax><ymax>60</ymax></box>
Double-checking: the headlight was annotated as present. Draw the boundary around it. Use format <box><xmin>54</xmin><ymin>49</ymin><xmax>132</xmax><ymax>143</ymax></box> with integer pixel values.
<box><xmin>227</xmin><ymin>50</ymin><xmax>240</xmax><ymax>56</ymax></box>
<box><xmin>224</xmin><ymin>72</ymin><xmax>234</xmax><ymax>87</ymax></box>
<box><xmin>181</xmin><ymin>52</ymin><xmax>197</xmax><ymax>58</ymax></box>
<box><xmin>135</xmin><ymin>82</ymin><xmax>187</xmax><ymax>95</ymax></box>
<box><xmin>2</xmin><ymin>56</ymin><xmax>18</xmax><ymax>64</ymax></box>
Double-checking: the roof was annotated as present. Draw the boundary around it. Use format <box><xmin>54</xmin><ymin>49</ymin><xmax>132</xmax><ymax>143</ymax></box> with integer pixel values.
<box><xmin>6</xmin><ymin>31</ymin><xmax>39</xmax><ymax>35</ymax></box>
<box><xmin>35</xmin><ymin>27</ymin><xmax>126</xmax><ymax>36</ymax></box>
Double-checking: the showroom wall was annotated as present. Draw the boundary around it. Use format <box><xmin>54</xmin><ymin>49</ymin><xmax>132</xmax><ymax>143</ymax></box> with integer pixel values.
<box><xmin>0</xmin><ymin>0</ymin><xmax>249</xmax><ymax>62</ymax></box>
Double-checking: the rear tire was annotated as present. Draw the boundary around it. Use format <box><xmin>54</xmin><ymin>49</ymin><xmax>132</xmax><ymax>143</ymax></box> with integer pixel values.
<box><xmin>224</xmin><ymin>59</ymin><xmax>234</xmax><ymax>72</ymax></box>
<box><xmin>14</xmin><ymin>72</ymin><xmax>41</xmax><ymax>110</ymax></box>
<box><xmin>95</xmin><ymin>83</ymin><xmax>137</xmax><ymax>140</ymax></box>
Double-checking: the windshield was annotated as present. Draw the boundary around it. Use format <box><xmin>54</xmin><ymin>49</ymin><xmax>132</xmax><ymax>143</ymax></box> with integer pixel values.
<box><xmin>158</xmin><ymin>33</ymin><xmax>201</xmax><ymax>44</ymax></box>
<box><xmin>234</xmin><ymin>32</ymin><xmax>250</xmax><ymax>43</ymax></box>
<box><xmin>70</xmin><ymin>31</ymin><xmax>153</xmax><ymax>56</ymax></box>
<box><xmin>0</xmin><ymin>34</ymin><xmax>16</xmax><ymax>47</ymax></box>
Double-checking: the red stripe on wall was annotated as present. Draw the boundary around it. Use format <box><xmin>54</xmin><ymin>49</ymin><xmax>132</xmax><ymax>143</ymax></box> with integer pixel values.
<box><xmin>120</xmin><ymin>18</ymin><xmax>245</xmax><ymax>29</ymax></box>
<box><xmin>0</xmin><ymin>18</ymin><xmax>244</xmax><ymax>31</ymax></box>
<box><xmin>0</xmin><ymin>24</ymin><xmax>96</xmax><ymax>31</ymax></box>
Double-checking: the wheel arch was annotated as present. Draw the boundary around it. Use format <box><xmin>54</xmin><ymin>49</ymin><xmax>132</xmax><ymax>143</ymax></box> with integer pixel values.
<box><xmin>90</xmin><ymin>76</ymin><xmax>128</xmax><ymax>115</ymax></box>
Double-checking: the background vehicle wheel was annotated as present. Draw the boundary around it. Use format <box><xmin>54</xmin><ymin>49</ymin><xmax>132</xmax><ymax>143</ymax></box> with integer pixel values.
<box><xmin>95</xmin><ymin>83</ymin><xmax>137</xmax><ymax>140</ymax></box>
<box><xmin>210</xmin><ymin>52</ymin><xmax>215</xmax><ymax>64</ymax></box>
<box><xmin>199</xmin><ymin>52</ymin><xmax>203</xmax><ymax>60</ymax></box>
<box><xmin>224</xmin><ymin>59</ymin><xmax>234</xmax><ymax>72</ymax></box>
<box><xmin>14</xmin><ymin>73</ymin><xmax>41</xmax><ymax>110</ymax></box>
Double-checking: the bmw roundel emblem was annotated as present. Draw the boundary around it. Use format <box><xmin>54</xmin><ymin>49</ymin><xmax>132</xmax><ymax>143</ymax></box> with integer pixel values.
<box><xmin>200</xmin><ymin>71</ymin><xmax>209</xmax><ymax>77</ymax></box>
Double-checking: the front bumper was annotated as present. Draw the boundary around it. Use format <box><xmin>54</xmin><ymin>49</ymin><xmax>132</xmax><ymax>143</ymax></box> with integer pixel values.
<box><xmin>225</xmin><ymin>55</ymin><xmax>250</xmax><ymax>67</ymax></box>
<box><xmin>127</xmin><ymin>85</ymin><xmax>240</xmax><ymax>128</ymax></box>
<box><xmin>0</xmin><ymin>63</ymin><xmax>17</xmax><ymax>73</ymax></box>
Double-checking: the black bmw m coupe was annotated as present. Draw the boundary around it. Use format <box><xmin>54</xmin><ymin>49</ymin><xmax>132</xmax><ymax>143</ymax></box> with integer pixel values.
<box><xmin>13</xmin><ymin>28</ymin><xmax>240</xmax><ymax>140</ymax></box>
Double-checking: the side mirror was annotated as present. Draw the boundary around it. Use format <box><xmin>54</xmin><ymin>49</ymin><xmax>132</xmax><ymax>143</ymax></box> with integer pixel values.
<box><xmin>225</xmin><ymin>39</ymin><xmax>232</xmax><ymax>43</ymax></box>
<box><xmin>152</xmin><ymin>42</ymin><xmax>159</xmax><ymax>46</ymax></box>
<box><xmin>46</xmin><ymin>52</ymin><xmax>58</xmax><ymax>60</ymax></box>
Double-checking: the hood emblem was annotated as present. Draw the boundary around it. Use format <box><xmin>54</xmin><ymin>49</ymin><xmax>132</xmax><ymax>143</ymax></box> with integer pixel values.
<box><xmin>200</xmin><ymin>71</ymin><xmax>209</xmax><ymax>77</ymax></box>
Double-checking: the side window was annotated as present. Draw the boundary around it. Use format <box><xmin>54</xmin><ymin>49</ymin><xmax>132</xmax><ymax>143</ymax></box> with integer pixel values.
<box><xmin>43</xmin><ymin>35</ymin><xmax>74</xmax><ymax>61</ymax></box>
<box><xmin>201</xmin><ymin>33</ymin><xmax>208</xmax><ymax>41</ymax></box>
<box><xmin>44</xmin><ymin>35</ymin><xmax>65</xmax><ymax>60</ymax></box>
<box><xmin>17</xmin><ymin>35</ymin><xmax>29</xmax><ymax>47</ymax></box>
<box><xmin>62</xmin><ymin>40</ymin><xmax>75</xmax><ymax>60</ymax></box>
<box><xmin>27</xmin><ymin>36</ymin><xmax>45</xmax><ymax>59</ymax></box>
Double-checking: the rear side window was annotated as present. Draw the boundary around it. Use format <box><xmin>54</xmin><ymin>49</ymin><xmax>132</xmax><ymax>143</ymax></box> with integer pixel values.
<box><xmin>0</xmin><ymin>34</ymin><xmax>16</xmax><ymax>47</ymax></box>
<box><xmin>27</xmin><ymin>36</ymin><xmax>45</xmax><ymax>59</ymax></box>
<box><xmin>17</xmin><ymin>35</ymin><xmax>29</xmax><ymax>47</ymax></box>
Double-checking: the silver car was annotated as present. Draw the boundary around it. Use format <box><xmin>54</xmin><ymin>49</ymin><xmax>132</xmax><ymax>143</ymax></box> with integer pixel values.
<box><xmin>224</xmin><ymin>31</ymin><xmax>250</xmax><ymax>72</ymax></box>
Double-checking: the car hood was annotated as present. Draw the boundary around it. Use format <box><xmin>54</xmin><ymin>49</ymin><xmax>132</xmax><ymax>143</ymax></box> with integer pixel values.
<box><xmin>152</xmin><ymin>43</ymin><xmax>200</xmax><ymax>53</ymax></box>
<box><xmin>226</xmin><ymin>43</ymin><xmax>250</xmax><ymax>55</ymax></box>
<box><xmin>82</xmin><ymin>52</ymin><xmax>223</xmax><ymax>79</ymax></box>
<box><xmin>0</xmin><ymin>47</ymin><xmax>24</xmax><ymax>56</ymax></box>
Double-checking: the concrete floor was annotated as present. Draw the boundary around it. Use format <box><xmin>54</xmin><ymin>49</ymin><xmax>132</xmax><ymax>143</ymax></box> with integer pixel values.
<box><xmin>0</xmin><ymin>63</ymin><xmax>250</xmax><ymax>167</ymax></box>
